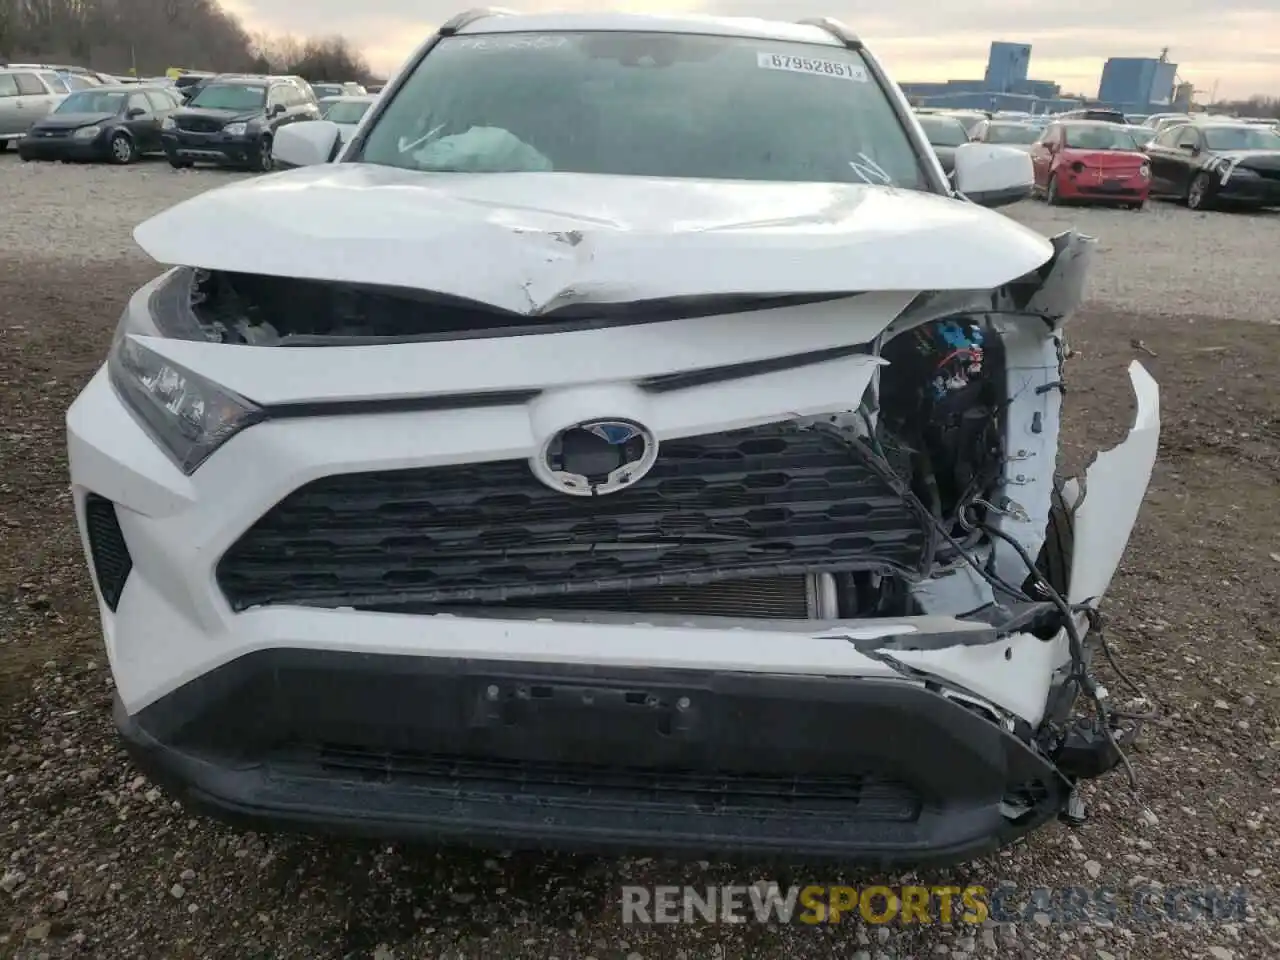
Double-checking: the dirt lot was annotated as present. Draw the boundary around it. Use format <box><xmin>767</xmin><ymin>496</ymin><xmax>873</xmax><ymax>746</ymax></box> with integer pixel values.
<box><xmin>1</xmin><ymin>156</ymin><xmax>1278</xmax><ymax>960</ymax></box>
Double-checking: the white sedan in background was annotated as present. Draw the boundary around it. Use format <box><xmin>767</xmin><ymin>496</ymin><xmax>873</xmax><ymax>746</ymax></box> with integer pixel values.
<box><xmin>317</xmin><ymin>94</ymin><xmax>377</xmax><ymax>143</ymax></box>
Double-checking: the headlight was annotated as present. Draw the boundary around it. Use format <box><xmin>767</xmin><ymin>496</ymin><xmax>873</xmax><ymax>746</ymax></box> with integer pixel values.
<box><xmin>161</xmin><ymin>116</ymin><xmax>176</xmax><ymax>130</ymax></box>
<box><xmin>73</xmin><ymin>125</ymin><xmax>101</xmax><ymax>139</ymax></box>
<box><xmin>107</xmin><ymin>281</ymin><xmax>263</xmax><ymax>475</ymax></box>
<box><xmin>1139</xmin><ymin>163</ymin><xmax>1151</xmax><ymax>179</ymax></box>
<box><xmin>222</xmin><ymin>122</ymin><xmax>247</xmax><ymax>136</ymax></box>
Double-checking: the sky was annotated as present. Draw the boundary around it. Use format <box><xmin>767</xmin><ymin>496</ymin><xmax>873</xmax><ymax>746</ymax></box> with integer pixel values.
<box><xmin>220</xmin><ymin>0</ymin><xmax>1279</xmax><ymax>100</ymax></box>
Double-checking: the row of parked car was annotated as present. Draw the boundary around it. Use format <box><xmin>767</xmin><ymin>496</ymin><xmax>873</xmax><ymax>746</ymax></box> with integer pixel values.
<box><xmin>915</xmin><ymin>105</ymin><xmax>1280</xmax><ymax>212</ymax></box>
<box><xmin>0</xmin><ymin>64</ymin><xmax>378</xmax><ymax>169</ymax></box>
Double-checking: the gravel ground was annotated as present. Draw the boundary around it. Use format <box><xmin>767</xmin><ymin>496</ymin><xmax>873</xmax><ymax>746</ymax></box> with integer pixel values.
<box><xmin>1</xmin><ymin>154</ymin><xmax>1278</xmax><ymax>960</ymax></box>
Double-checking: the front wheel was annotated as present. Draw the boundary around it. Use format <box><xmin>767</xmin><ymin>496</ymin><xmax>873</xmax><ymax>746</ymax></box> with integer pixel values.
<box><xmin>0</xmin><ymin>140</ymin><xmax>9</xmax><ymax>153</ymax></box>
<box><xmin>1187</xmin><ymin>172</ymin><xmax>1213</xmax><ymax>210</ymax></box>
<box><xmin>167</xmin><ymin>155</ymin><xmax>193</xmax><ymax>169</ymax></box>
<box><xmin>254</xmin><ymin>136</ymin><xmax>273</xmax><ymax>172</ymax></box>
<box><xmin>108</xmin><ymin>132</ymin><xmax>136</xmax><ymax>165</ymax></box>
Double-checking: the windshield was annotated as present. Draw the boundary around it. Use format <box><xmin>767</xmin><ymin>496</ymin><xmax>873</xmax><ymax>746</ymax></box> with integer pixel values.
<box><xmin>916</xmin><ymin>115</ymin><xmax>968</xmax><ymax>147</ymax></box>
<box><xmin>190</xmin><ymin>83</ymin><xmax>266</xmax><ymax>111</ymax></box>
<box><xmin>985</xmin><ymin>123</ymin><xmax>1040</xmax><ymax>144</ymax></box>
<box><xmin>1063</xmin><ymin>124</ymin><xmax>1142</xmax><ymax>150</ymax></box>
<box><xmin>323</xmin><ymin>100</ymin><xmax>372</xmax><ymax>124</ymax></box>
<box><xmin>356</xmin><ymin>32</ymin><xmax>929</xmax><ymax>189</ymax></box>
<box><xmin>1203</xmin><ymin>125</ymin><xmax>1280</xmax><ymax>151</ymax></box>
<box><xmin>312</xmin><ymin>84</ymin><xmax>344</xmax><ymax>98</ymax></box>
<box><xmin>55</xmin><ymin>90</ymin><xmax>126</xmax><ymax>114</ymax></box>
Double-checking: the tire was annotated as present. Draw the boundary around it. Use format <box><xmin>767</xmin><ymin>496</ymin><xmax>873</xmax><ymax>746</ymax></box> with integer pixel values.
<box><xmin>108</xmin><ymin>132</ymin><xmax>136</xmax><ymax>165</ymax></box>
<box><xmin>1128</xmin><ymin>201</ymin><xmax>1145</xmax><ymax>211</ymax></box>
<box><xmin>1046</xmin><ymin>174</ymin><xmax>1062</xmax><ymax>206</ymax></box>
<box><xmin>254</xmin><ymin>136</ymin><xmax>273</xmax><ymax>172</ymax></box>
<box><xmin>1024</xmin><ymin>482</ymin><xmax>1075</xmax><ymax>599</ymax></box>
<box><xmin>167</xmin><ymin>156</ymin><xmax>193</xmax><ymax>169</ymax></box>
<box><xmin>1187</xmin><ymin>172</ymin><xmax>1212</xmax><ymax>211</ymax></box>
<box><xmin>0</xmin><ymin>140</ymin><xmax>9</xmax><ymax>153</ymax></box>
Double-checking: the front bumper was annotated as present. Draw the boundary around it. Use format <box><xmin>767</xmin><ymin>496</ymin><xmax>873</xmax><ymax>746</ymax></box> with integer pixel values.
<box><xmin>18</xmin><ymin>134</ymin><xmax>108</xmax><ymax>161</ymax></box>
<box><xmin>116</xmin><ymin>648</ymin><xmax>1068</xmax><ymax>864</ymax></box>
<box><xmin>162</xmin><ymin>130</ymin><xmax>262</xmax><ymax>166</ymax></box>
<box><xmin>1058</xmin><ymin>172</ymin><xmax>1149</xmax><ymax>202</ymax></box>
<box><xmin>1216</xmin><ymin>173</ymin><xmax>1280</xmax><ymax>206</ymax></box>
<box><xmin>68</xmin><ymin>276</ymin><xmax>1162</xmax><ymax>861</ymax></box>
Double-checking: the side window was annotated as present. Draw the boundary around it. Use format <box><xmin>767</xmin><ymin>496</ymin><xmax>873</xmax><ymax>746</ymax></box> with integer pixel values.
<box><xmin>146</xmin><ymin>91</ymin><xmax>173</xmax><ymax>112</ymax></box>
<box><xmin>282</xmin><ymin>85</ymin><xmax>302</xmax><ymax>107</ymax></box>
<box><xmin>0</xmin><ymin>75</ymin><xmax>18</xmax><ymax>98</ymax></box>
<box><xmin>128</xmin><ymin>93</ymin><xmax>151</xmax><ymax>114</ymax></box>
<box><xmin>40</xmin><ymin>72</ymin><xmax>69</xmax><ymax>93</ymax></box>
<box><xmin>1154</xmin><ymin>127</ymin><xmax>1181</xmax><ymax>147</ymax></box>
<box><xmin>1176</xmin><ymin>127</ymin><xmax>1200</xmax><ymax>149</ymax></box>
<box><xmin>14</xmin><ymin>72</ymin><xmax>47</xmax><ymax>96</ymax></box>
<box><xmin>266</xmin><ymin>85</ymin><xmax>287</xmax><ymax>109</ymax></box>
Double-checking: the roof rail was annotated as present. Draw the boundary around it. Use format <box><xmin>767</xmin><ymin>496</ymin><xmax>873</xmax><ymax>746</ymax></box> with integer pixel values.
<box><xmin>439</xmin><ymin>7</ymin><xmax>519</xmax><ymax>35</ymax></box>
<box><xmin>797</xmin><ymin>17</ymin><xmax>862</xmax><ymax>50</ymax></box>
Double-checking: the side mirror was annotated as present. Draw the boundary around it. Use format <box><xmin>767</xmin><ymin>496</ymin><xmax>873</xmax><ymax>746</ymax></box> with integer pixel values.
<box><xmin>127</xmin><ymin>107</ymin><xmax>146</xmax><ymax>118</ymax></box>
<box><xmin>269</xmin><ymin>103</ymin><xmax>287</xmax><ymax>117</ymax></box>
<box><xmin>273</xmin><ymin>120</ymin><xmax>341</xmax><ymax>168</ymax></box>
<box><xmin>952</xmin><ymin>142</ymin><xmax>1034</xmax><ymax>208</ymax></box>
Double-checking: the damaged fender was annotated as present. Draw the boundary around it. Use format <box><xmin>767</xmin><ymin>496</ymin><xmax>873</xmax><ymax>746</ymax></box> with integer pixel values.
<box><xmin>1066</xmin><ymin>360</ymin><xmax>1161</xmax><ymax>605</ymax></box>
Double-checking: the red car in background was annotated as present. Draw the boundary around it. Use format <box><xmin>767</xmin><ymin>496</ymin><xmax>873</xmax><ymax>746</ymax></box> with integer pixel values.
<box><xmin>1030</xmin><ymin>120</ymin><xmax>1151</xmax><ymax>209</ymax></box>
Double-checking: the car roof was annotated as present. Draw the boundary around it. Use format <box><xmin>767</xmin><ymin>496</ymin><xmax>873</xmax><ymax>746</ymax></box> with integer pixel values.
<box><xmin>77</xmin><ymin>83</ymin><xmax>168</xmax><ymax>93</ymax></box>
<box><xmin>320</xmin><ymin>94</ymin><xmax>376</xmax><ymax>102</ymax></box>
<box><xmin>1056</xmin><ymin>119</ymin><xmax>1135</xmax><ymax>128</ymax></box>
<box><xmin>454</xmin><ymin>11</ymin><xmax>846</xmax><ymax>46</ymax></box>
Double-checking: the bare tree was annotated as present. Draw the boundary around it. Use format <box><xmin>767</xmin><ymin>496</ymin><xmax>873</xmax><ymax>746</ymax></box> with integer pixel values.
<box><xmin>1</xmin><ymin>0</ymin><xmax>371</xmax><ymax>81</ymax></box>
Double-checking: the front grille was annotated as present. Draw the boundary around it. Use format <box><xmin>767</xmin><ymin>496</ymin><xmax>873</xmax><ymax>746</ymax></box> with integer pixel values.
<box><xmin>298</xmin><ymin>745</ymin><xmax>923</xmax><ymax>822</ymax></box>
<box><xmin>84</xmin><ymin>494</ymin><xmax>132</xmax><ymax>611</ymax></box>
<box><xmin>217</xmin><ymin>421</ymin><xmax>928</xmax><ymax>612</ymax></box>
<box><xmin>494</xmin><ymin>575</ymin><xmax>816</xmax><ymax>619</ymax></box>
<box><xmin>176</xmin><ymin>116</ymin><xmax>225</xmax><ymax>133</ymax></box>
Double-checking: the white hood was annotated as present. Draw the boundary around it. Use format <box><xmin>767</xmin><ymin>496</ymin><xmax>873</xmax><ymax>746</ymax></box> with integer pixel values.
<box><xmin>133</xmin><ymin>164</ymin><xmax>1053</xmax><ymax>314</ymax></box>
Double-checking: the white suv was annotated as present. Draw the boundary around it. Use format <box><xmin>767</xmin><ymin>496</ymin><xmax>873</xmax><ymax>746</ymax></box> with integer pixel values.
<box><xmin>68</xmin><ymin>10</ymin><xmax>1160</xmax><ymax>865</ymax></box>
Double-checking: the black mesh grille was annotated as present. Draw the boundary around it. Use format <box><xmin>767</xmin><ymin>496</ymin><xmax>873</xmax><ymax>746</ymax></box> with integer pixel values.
<box><xmin>303</xmin><ymin>746</ymin><xmax>923</xmax><ymax>822</ymax></box>
<box><xmin>496</xmin><ymin>576</ymin><xmax>814</xmax><ymax>619</ymax></box>
<box><xmin>84</xmin><ymin>494</ymin><xmax>132</xmax><ymax>611</ymax></box>
<box><xmin>176</xmin><ymin>116</ymin><xmax>226</xmax><ymax>133</ymax></box>
<box><xmin>216</xmin><ymin>421</ymin><xmax>929</xmax><ymax>612</ymax></box>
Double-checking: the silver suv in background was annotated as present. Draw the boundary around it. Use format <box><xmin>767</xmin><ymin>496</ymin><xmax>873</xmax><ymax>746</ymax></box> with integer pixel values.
<box><xmin>0</xmin><ymin>67</ymin><xmax>70</xmax><ymax>148</ymax></box>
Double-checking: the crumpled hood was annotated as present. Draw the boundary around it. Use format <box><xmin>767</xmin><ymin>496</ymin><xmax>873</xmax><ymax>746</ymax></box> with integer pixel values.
<box><xmin>133</xmin><ymin>164</ymin><xmax>1054</xmax><ymax>314</ymax></box>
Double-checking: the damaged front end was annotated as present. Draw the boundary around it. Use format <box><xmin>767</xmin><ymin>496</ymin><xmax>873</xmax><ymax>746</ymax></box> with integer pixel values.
<box><xmin>101</xmin><ymin>223</ymin><xmax>1160</xmax><ymax>861</ymax></box>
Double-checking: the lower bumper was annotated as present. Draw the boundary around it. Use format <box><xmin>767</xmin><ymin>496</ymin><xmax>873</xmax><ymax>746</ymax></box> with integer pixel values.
<box><xmin>162</xmin><ymin>134</ymin><xmax>260</xmax><ymax>166</ymax></box>
<box><xmin>116</xmin><ymin>648</ymin><xmax>1068</xmax><ymax>865</ymax></box>
<box><xmin>17</xmin><ymin>139</ymin><xmax>107</xmax><ymax>161</ymax></box>
<box><xmin>1217</xmin><ymin>179</ymin><xmax>1280</xmax><ymax>205</ymax></box>
<box><xmin>1061</xmin><ymin>178</ymin><xmax>1148</xmax><ymax>202</ymax></box>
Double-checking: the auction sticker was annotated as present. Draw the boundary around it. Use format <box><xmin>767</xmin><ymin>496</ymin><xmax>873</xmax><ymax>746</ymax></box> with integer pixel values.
<box><xmin>757</xmin><ymin>52</ymin><xmax>867</xmax><ymax>82</ymax></box>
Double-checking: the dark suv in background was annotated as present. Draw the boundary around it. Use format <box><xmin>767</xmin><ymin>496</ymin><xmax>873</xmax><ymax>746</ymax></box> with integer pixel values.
<box><xmin>161</xmin><ymin>74</ymin><xmax>319</xmax><ymax>170</ymax></box>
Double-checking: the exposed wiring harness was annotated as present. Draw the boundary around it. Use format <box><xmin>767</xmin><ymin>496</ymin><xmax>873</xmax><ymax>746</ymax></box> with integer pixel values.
<box><xmin>838</xmin><ymin>414</ymin><xmax>1155</xmax><ymax>795</ymax></box>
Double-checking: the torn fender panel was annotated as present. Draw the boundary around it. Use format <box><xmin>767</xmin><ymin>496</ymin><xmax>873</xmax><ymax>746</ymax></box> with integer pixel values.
<box><xmin>1068</xmin><ymin>360</ymin><xmax>1160</xmax><ymax>605</ymax></box>
<box><xmin>1016</xmin><ymin>229</ymin><xmax>1097</xmax><ymax>328</ymax></box>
